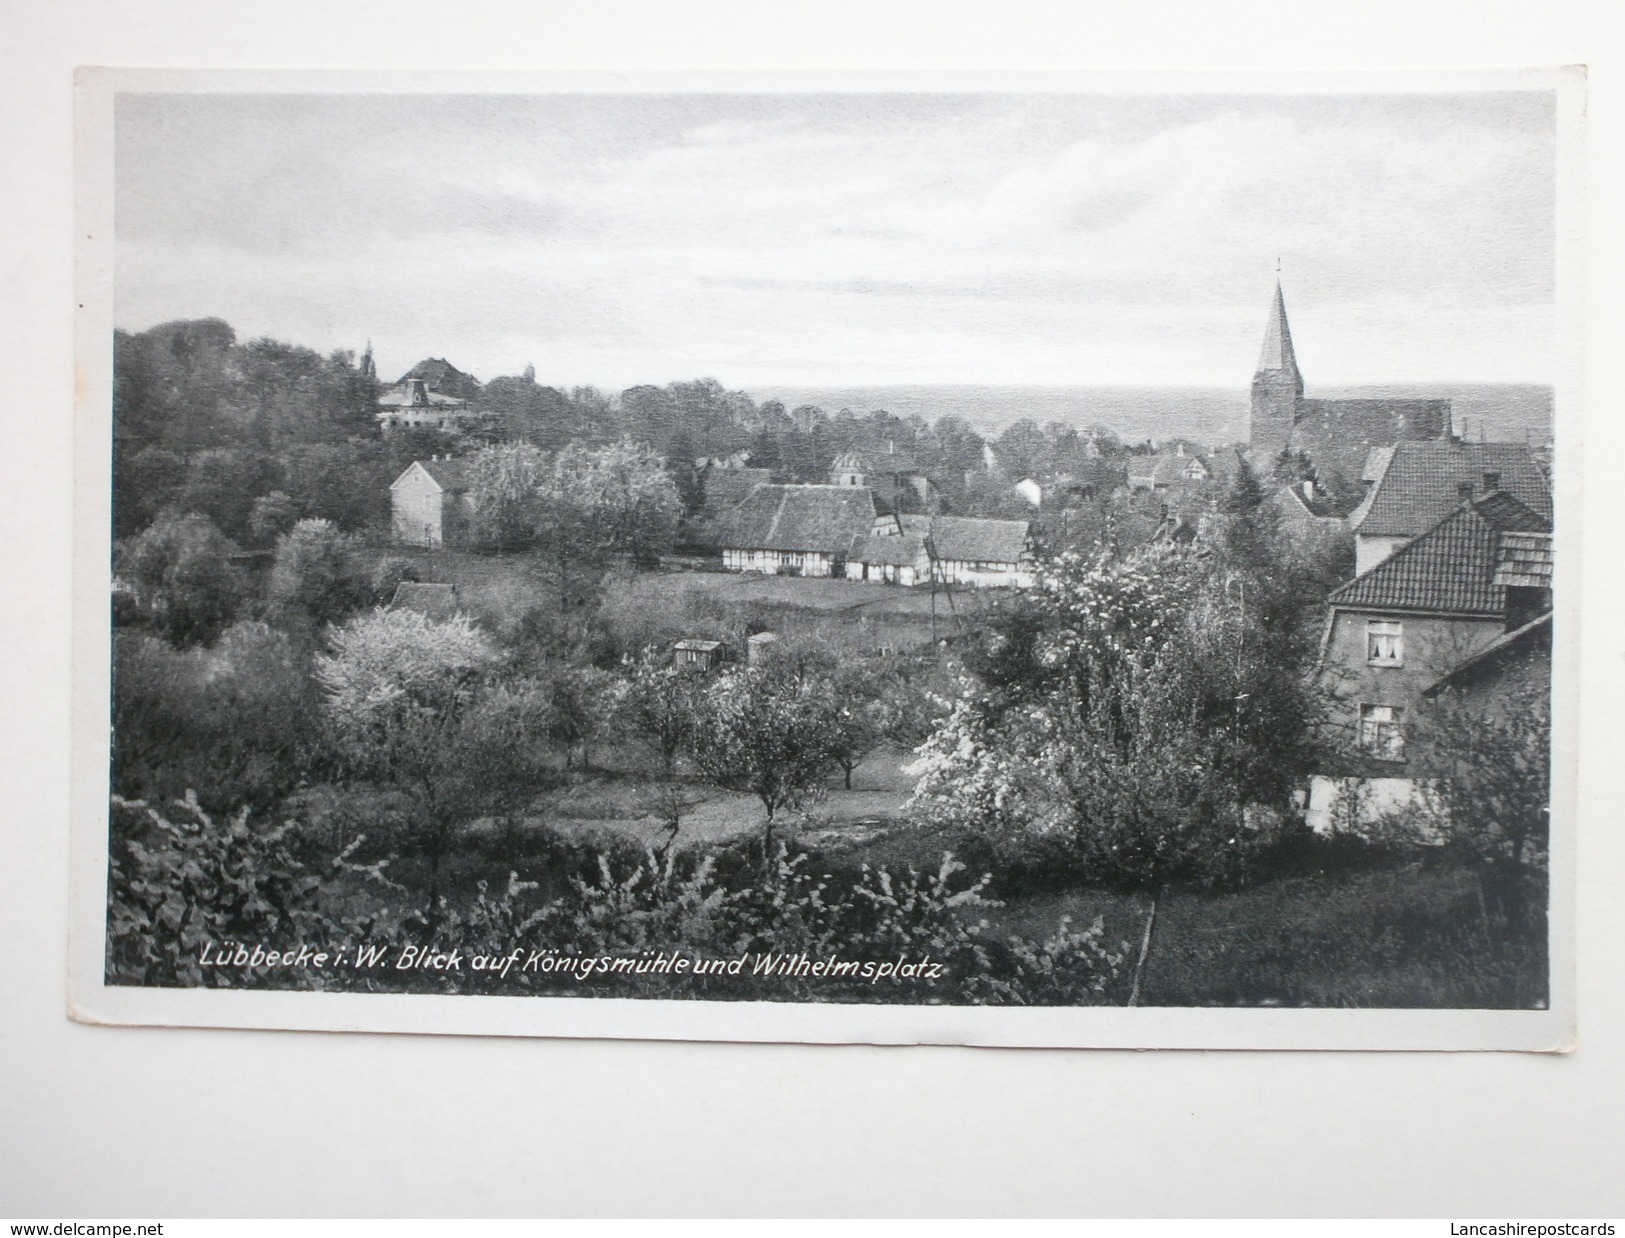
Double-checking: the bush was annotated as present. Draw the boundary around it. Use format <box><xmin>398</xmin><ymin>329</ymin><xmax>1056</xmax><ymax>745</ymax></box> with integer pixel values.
<box><xmin>105</xmin><ymin>791</ymin><xmax>1126</xmax><ymax>1006</ymax></box>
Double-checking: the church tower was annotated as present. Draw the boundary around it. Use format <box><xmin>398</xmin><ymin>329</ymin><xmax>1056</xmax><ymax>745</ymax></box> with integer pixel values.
<box><xmin>1249</xmin><ymin>280</ymin><xmax>1304</xmax><ymax>462</ymax></box>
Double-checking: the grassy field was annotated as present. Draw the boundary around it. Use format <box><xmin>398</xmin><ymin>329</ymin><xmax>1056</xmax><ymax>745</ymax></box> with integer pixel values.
<box><xmin>370</xmin><ymin>544</ymin><xmax>999</xmax><ymax>645</ymax></box>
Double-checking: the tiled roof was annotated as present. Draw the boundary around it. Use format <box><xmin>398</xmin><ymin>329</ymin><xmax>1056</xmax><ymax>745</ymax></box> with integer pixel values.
<box><xmin>1330</xmin><ymin>493</ymin><xmax>1550</xmax><ymax>617</ymax></box>
<box><xmin>1473</xmin><ymin>490</ymin><xmax>1551</xmax><ymax>533</ymax></box>
<box><xmin>1351</xmin><ymin>440</ymin><xmax>1551</xmax><ymax>538</ymax></box>
<box><xmin>724</xmin><ymin>484</ymin><xmax>877</xmax><ymax>554</ymax></box>
<box><xmin>1361</xmin><ymin>446</ymin><xmax>1395</xmax><ymax>484</ymax></box>
<box><xmin>1274</xmin><ymin>484</ymin><xmax>1342</xmax><ymax>521</ymax></box>
<box><xmin>377</xmin><ymin>385</ymin><xmax>467</xmax><ymax>409</ymax></box>
<box><xmin>417</xmin><ymin>458</ymin><xmax>472</xmax><ymax>492</ymax></box>
<box><xmin>1295</xmin><ymin>398</ymin><xmax>1452</xmax><ymax>437</ymax></box>
<box><xmin>927</xmin><ymin>515</ymin><xmax>1029</xmax><ymax>565</ymax></box>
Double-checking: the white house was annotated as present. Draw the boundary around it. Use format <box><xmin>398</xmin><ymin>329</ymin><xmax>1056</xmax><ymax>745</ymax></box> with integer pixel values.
<box><xmin>390</xmin><ymin>457</ymin><xmax>474</xmax><ymax>548</ymax></box>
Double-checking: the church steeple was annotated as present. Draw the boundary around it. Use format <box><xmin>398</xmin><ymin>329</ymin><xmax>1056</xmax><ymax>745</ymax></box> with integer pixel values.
<box><xmin>1248</xmin><ymin>279</ymin><xmax>1304</xmax><ymax>459</ymax></box>
<box><xmin>1256</xmin><ymin>279</ymin><xmax>1303</xmax><ymax>394</ymax></box>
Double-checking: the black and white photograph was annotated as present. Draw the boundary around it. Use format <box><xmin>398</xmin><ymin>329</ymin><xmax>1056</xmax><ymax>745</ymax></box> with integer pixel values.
<box><xmin>69</xmin><ymin>70</ymin><xmax>1580</xmax><ymax>1048</ymax></box>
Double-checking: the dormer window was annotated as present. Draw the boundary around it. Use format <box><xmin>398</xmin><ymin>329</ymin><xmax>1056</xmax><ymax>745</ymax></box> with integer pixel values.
<box><xmin>1366</xmin><ymin>619</ymin><xmax>1403</xmax><ymax>665</ymax></box>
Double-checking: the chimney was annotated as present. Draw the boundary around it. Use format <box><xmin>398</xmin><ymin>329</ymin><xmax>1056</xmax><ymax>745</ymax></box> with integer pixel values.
<box><xmin>1456</xmin><ymin>481</ymin><xmax>1474</xmax><ymax>502</ymax></box>
<box><xmin>1302</xmin><ymin>479</ymin><xmax>1315</xmax><ymax>501</ymax></box>
<box><xmin>1483</xmin><ymin>471</ymin><xmax>1501</xmax><ymax>493</ymax></box>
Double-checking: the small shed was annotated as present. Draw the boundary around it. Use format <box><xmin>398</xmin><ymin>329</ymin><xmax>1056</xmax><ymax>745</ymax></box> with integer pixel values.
<box><xmin>745</xmin><ymin>631</ymin><xmax>780</xmax><ymax>665</ymax></box>
<box><xmin>674</xmin><ymin>638</ymin><xmax>727</xmax><ymax>670</ymax></box>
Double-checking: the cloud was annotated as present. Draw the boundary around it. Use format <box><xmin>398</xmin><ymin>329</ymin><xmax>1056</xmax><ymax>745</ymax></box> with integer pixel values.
<box><xmin>113</xmin><ymin>90</ymin><xmax>1557</xmax><ymax>387</ymax></box>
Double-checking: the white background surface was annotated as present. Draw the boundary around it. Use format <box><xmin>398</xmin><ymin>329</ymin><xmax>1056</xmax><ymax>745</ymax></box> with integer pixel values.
<box><xmin>4</xmin><ymin>0</ymin><xmax>1623</xmax><ymax>1218</ymax></box>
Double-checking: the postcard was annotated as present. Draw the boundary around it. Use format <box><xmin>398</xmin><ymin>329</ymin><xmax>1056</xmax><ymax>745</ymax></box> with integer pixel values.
<box><xmin>69</xmin><ymin>68</ymin><xmax>1583</xmax><ymax>1048</ymax></box>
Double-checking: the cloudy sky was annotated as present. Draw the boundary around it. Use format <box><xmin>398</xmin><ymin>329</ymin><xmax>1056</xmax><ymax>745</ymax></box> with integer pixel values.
<box><xmin>114</xmin><ymin>89</ymin><xmax>1556</xmax><ymax>390</ymax></box>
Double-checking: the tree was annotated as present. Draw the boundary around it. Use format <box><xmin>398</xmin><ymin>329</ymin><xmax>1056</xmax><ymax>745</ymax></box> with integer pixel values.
<box><xmin>823</xmin><ymin>662</ymin><xmax>899</xmax><ymax>791</ymax></box>
<box><xmin>112</xmin><ymin>621</ymin><xmax>318</xmax><ymax>811</ymax></box>
<box><xmin>369</xmin><ymin>556</ymin><xmax>422</xmax><ymax>605</ymax></box>
<box><xmin>569</xmin><ymin>438</ymin><xmax>683</xmax><ymax>566</ymax></box>
<box><xmin>912</xmin><ymin>543</ymin><xmax>1326</xmax><ymax>891</ymax></box>
<box><xmin>248</xmin><ymin>491</ymin><xmax>302</xmax><ymax>546</ymax></box>
<box><xmin>613</xmin><ymin>652</ymin><xmax>706</xmax><ymax>776</ymax></box>
<box><xmin>1219</xmin><ymin>454</ymin><xmax>1266</xmax><ymax>515</ymax></box>
<box><xmin>995</xmin><ymin>418</ymin><xmax>1049</xmax><ymax>481</ymax></box>
<box><xmin>466</xmin><ymin>441</ymin><xmax>548</xmax><ymax>553</ymax></box>
<box><xmin>280</xmin><ymin>442</ymin><xmax>390</xmax><ymax>532</ymax></box>
<box><xmin>117</xmin><ymin>511</ymin><xmax>246</xmax><ymax>647</ymax></box>
<box><xmin>174</xmin><ymin>448</ymin><xmax>280</xmax><ymax>542</ymax></box>
<box><xmin>315</xmin><ymin>609</ymin><xmax>505</xmax><ymax>905</ymax></box>
<box><xmin>532</xmin><ymin>440</ymin><xmax>683</xmax><ymax>632</ymax></box>
<box><xmin>687</xmin><ymin>666</ymin><xmax>846</xmax><ymax>853</ymax></box>
<box><xmin>1415</xmin><ymin>676</ymin><xmax>1551</xmax><ymax>950</ymax></box>
<box><xmin>540</xmin><ymin>665</ymin><xmax>618</xmax><ymax>769</ymax></box>
<box><xmin>265</xmin><ymin>519</ymin><xmax>371</xmax><ymax>635</ymax></box>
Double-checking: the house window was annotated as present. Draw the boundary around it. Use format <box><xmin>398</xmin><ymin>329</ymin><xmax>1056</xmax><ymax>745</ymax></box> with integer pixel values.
<box><xmin>1359</xmin><ymin>704</ymin><xmax>1405</xmax><ymax>761</ymax></box>
<box><xmin>1366</xmin><ymin>620</ymin><xmax>1404</xmax><ymax>665</ymax></box>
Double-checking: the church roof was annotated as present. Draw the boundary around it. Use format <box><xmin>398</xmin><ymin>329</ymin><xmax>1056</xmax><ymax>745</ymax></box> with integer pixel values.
<box><xmin>1256</xmin><ymin>280</ymin><xmax>1303</xmax><ymax>386</ymax></box>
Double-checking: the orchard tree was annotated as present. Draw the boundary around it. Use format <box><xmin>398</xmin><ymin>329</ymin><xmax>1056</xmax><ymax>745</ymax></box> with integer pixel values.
<box><xmin>540</xmin><ymin>664</ymin><xmax>618</xmax><ymax>769</ymax></box>
<box><xmin>553</xmin><ymin>438</ymin><xmax>682</xmax><ymax>566</ymax></box>
<box><xmin>466</xmin><ymin>441</ymin><xmax>548</xmax><ymax>553</ymax></box>
<box><xmin>112</xmin><ymin>620</ymin><xmax>318</xmax><ymax>811</ymax></box>
<box><xmin>687</xmin><ymin>666</ymin><xmax>846</xmax><ymax>854</ymax></box>
<box><xmin>315</xmin><ymin>609</ymin><xmax>504</xmax><ymax>905</ymax></box>
<box><xmin>613</xmin><ymin>651</ymin><xmax>706</xmax><ymax>776</ymax></box>
<box><xmin>910</xmin><ymin>541</ymin><xmax>1329</xmax><ymax>998</ymax></box>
